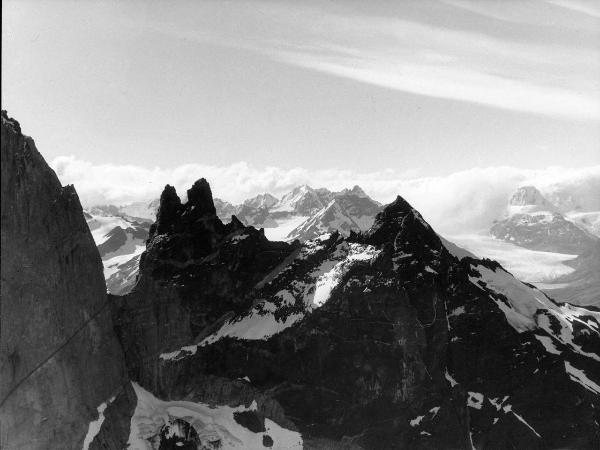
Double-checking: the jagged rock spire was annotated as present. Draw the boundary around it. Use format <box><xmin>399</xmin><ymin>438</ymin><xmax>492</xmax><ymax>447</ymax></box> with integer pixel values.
<box><xmin>186</xmin><ymin>178</ymin><xmax>216</xmax><ymax>217</ymax></box>
<box><xmin>153</xmin><ymin>184</ymin><xmax>182</xmax><ymax>235</ymax></box>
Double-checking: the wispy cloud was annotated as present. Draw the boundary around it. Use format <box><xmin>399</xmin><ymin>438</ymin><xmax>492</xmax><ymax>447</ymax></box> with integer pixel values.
<box><xmin>546</xmin><ymin>0</ymin><xmax>600</xmax><ymax>19</ymax></box>
<box><xmin>52</xmin><ymin>155</ymin><xmax>600</xmax><ymax>234</ymax></box>
<box><xmin>145</xmin><ymin>1</ymin><xmax>600</xmax><ymax>120</ymax></box>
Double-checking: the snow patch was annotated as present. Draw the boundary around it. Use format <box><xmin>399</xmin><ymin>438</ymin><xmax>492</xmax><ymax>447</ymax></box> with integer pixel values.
<box><xmin>128</xmin><ymin>382</ymin><xmax>302</xmax><ymax>450</ymax></box>
<box><xmin>263</xmin><ymin>216</ymin><xmax>309</xmax><ymax>241</ymax></box>
<box><xmin>103</xmin><ymin>240</ymin><xmax>146</xmax><ymax>279</ymax></box>
<box><xmin>311</xmin><ymin>243</ymin><xmax>380</xmax><ymax>307</ymax></box>
<box><xmin>511</xmin><ymin>410</ymin><xmax>541</xmax><ymax>438</ymax></box>
<box><xmin>534</xmin><ymin>335</ymin><xmax>562</xmax><ymax>355</ymax></box>
<box><xmin>445</xmin><ymin>369</ymin><xmax>458</xmax><ymax>387</ymax></box>
<box><xmin>467</xmin><ymin>392</ymin><xmax>484</xmax><ymax>410</ymax></box>
<box><xmin>410</xmin><ymin>415</ymin><xmax>425</xmax><ymax>427</ymax></box>
<box><xmin>564</xmin><ymin>361</ymin><xmax>600</xmax><ymax>394</ymax></box>
<box><xmin>82</xmin><ymin>395</ymin><xmax>116</xmax><ymax>450</ymax></box>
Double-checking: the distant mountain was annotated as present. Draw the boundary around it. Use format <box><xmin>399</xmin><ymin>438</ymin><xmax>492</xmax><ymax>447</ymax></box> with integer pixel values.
<box><xmin>243</xmin><ymin>192</ymin><xmax>279</xmax><ymax>210</ymax></box>
<box><xmin>90</xmin><ymin>200</ymin><xmax>159</xmax><ymax>222</ymax></box>
<box><xmin>84</xmin><ymin>209</ymin><xmax>150</xmax><ymax>295</ymax></box>
<box><xmin>214</xmin><ymin>198</ymin><xmax>237</xmax><ymax>222</ymax></box>
<box><xmin>491</xmin><ymin>186</ymin><xmax>597</xmax><ymax>254</ymax></box>
<box><xmin>206</xmin><ymin>185</ymin><xmax>381</xmax><ymax>242</ymax></box>
<box><xmin>287</xmin><ymin>185</ymin><xmax>381</xmax><ymax>241</ymax></box>
<box><xmin>567</xmin><ymin>211</ymin><xmax>600</xmax><ymax>237</ymax></box>
<box><xmin>486</xmin><ymin>185</ymin><xmax>600</xmax><ymax>306</ymax></box>
<box><xmin>507</xmin><ymin>185</ymin><xmax>556</xmax><ymax>211</ymax></box>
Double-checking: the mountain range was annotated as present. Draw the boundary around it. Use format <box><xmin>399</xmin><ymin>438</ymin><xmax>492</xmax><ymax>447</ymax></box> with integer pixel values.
<box><xmin>2</xmin><ymin>111</ymin><xmax>599</xmax><ymax>449</ymax></box>
<box><xmin>86</xmin><ymin>181</ymin><xmax>599</xmax><ymax>309</ymax></box>
<box><xmin>84</xmin><ymin>184</ymin><xmax>383</xmax><ymax>296</ymax></box>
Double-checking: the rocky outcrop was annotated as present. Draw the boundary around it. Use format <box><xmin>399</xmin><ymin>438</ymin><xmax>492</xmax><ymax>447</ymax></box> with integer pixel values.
<box><xmin>109</xmin><ymin>178</ymin><xmax>599</xmax><ymax>449</ymax></box>
<box><xmin>0</xmin><ymin>111</ymin><xmax>128</xmax><ymax>449</ymax></box>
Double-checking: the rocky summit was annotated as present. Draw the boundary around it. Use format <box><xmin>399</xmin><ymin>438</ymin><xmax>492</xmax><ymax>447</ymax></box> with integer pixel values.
<box><xmin>2</xmin><ymin>111</ymin><xmax>599</xmax><ymax>449</ymax></box>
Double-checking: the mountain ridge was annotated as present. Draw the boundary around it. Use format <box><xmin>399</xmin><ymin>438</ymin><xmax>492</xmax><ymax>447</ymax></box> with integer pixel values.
<box><xmin>102</xmin><ymin>176</ymin><xmax>600</xmax><ymax>449</ymax></box>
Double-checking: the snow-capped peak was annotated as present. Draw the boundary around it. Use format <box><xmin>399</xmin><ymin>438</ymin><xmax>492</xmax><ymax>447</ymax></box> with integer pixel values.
<box><xmin>243</xmin><ymin>193</ymin><xmax>279</xmax><ymax>210</ymax></box>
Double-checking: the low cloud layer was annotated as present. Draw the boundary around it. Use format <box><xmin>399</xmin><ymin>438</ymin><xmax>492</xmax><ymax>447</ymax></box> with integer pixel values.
<box><xmin>52</xmin><ymin>156</ymin><xmax>599</xmax><ymax>235</ymax></box>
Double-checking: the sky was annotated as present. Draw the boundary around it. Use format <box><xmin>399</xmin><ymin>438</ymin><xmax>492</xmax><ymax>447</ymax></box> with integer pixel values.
<box><xmin>2</xmin><ymin>0</ymin><xmax>600</xmax><ymax>211</ymax></box>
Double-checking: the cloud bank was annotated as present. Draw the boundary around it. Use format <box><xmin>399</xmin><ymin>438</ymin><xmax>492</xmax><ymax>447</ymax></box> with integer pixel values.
<box><xmin>52</xmin><ymin>156</ymin><xmax>600</xmax><ymax>235</ymax></box>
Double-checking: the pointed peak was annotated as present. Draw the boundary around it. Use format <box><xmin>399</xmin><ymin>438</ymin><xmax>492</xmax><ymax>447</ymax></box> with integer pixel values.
<box><xmin>383</xmin><ymin>195</ymin><xmax>416</xmax><ymax>216</ymax></box>
<box><xmin>1</xmin><ymin>110</ymin><xmax>21</xmax><ymax>135</ymax></box>
<box><xmin>509</xmin><ymin>186</ymin><xmax>550</xmax><ymax>207</ymax></box>
<box><xmin>294</xmin><ymin>184</ymin><xmax>314</xmax><ymax>194</ymax></box>
<box><xmin>186</xmin><ymin>178</ymin><xmax>216</xmax><ymax>216</ymax></box>
<box><xmin>365</xmin><ymin>195</ymin><xmax>440</xmax><ymax>250</ymax></box>
<box><xmin>152</xmin><ymin>185</ymin><xmax>182</xmax><ymax>236</ymax></box>
<box><xmin>243</xmin><ymin>192</ymin><xmax>279</xmax><ymax>209</ymax></box>
<box><xmin>159</xmin><ymin>184</ymin><xmax>182</xmax><ymax>208</ymax></box>
<box><xmin>230</xmin><ymin>215</ymin><xmax>245</xmax><ymax>229</ymax></box>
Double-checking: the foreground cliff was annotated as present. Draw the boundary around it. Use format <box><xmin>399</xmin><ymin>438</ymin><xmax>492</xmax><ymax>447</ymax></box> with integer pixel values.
<box><xmin>105</xmin><ymin>179</ymin><xmax>600</xmax><ymax>449</ymax></box>
<box><xmin>0</xmin><ymin>111</ymin><xmax>128</xmax><ymax>449</ymax></box>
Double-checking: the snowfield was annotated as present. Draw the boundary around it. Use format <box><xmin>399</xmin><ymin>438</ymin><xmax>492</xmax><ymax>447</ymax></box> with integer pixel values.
<box><xmin>447</xmin><ymin>234</ymin><xmax>576</xmax><ymax>282</ymax></box>
<box><xmin>263</xmin><ymin>215</ymin><xmax>309</xmax><ymax>241</ymax></box>
<box><xmin>103</xmin><ymin>243</ymin><xmax>146</xmax><ymax>279</ymax></box>
<box><xmin>87</xmin><ymin>215</ymin><xmax>137</xmax><ymax>246</ymax></box>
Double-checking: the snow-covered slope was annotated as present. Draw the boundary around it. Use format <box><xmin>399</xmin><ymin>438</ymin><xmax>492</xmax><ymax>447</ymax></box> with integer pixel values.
<box><xmin>84</xmin><ymin>210</ymin><xmax>150</xmax><ymax>294</ymax></box>
<box><xmin>243</xmin><ymin>193</ymin><xmax>279</xmax><ymax>210</ymax></box>
<box><xmin>287</xmin><ymin>186</ymin><xmax>381</xmax><ymax>241</ymax></box>
<box><xmin>211</xmin><ymin>185</ymin><xmax>380</xmax><ymax>243</ymax></box>
<box><xmin>269</xmin><ymin>185</ymin><xmax>329</xmax><ymax>215</ymax></box>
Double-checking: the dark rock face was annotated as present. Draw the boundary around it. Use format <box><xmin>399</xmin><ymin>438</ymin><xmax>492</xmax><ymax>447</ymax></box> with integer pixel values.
<box><xmin>111</xmin><ymin>178</ymin><xmax>600</xmax><ymax>449</ymax></box>
<box><xmin>0</xmin><ymin>111</ymin><xmax>128</xmax><ymax>449</ymax></box>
